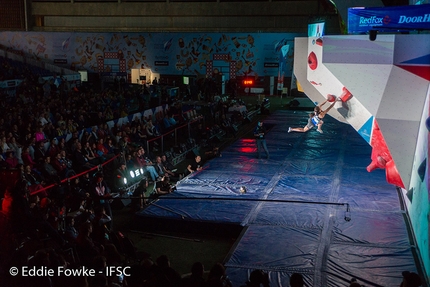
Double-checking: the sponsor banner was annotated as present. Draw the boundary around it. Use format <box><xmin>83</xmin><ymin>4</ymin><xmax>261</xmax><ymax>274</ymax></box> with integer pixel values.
<box><xmin>348</xmin><ymin>4</ymin><xmax>430</xmax><ymax>34</ymax></box>
<box><xmin>264</xmin><ymin>62</ymin><xmax>279</xmax><ymax>68</ymax></box>
<box><xmin>154</xmin><ymin>61</ymin><xmax>169</xmax><ymax>66</ymax></box>
<box><xmin>54</xmin><ymin>59</ymin><xmax>67</xmax><ymax>64</ymax></box>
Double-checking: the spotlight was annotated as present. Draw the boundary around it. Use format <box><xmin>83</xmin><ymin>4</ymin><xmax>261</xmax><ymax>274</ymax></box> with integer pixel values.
<box><xmin>123</xmin><ymin>177</ymin><xmax>127</xmax><ymax>185</ymax></box>
<box><xmin>129</xmin><ymin>171</ymin><xmax>135</xmax><ymax>178</ymax></box>
<box><xmin>239</xmin><ymin>186</ymin><xmax>247</xmax><ymax>194</ymax></box>
<box><xmin>369</xmin><ymin>30</ymin><xmax>377</xmax><ymax>41</ymax></box>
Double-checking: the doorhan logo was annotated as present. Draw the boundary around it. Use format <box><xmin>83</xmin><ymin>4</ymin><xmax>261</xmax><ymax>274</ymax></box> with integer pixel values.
<box><xmin>399</xmin><ymin>14</ymin><xmax>430</xmax><ymax>23</ymax></box>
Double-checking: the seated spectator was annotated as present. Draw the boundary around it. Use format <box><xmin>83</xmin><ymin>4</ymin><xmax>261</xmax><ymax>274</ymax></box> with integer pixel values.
<box><xmin>90</xmin><ymin>142</ymin><xmax>105</xmax><ymax>163</ymax></box>
<box><xmin>21</xmin><ymin>146</ymin><xmax>36</xmax><ymax>169</ymax></box>
<box><xmin>52</xmin><ymin>151</ymin><xmax>76</xmax><ymax>179</ymax></box>
<box><xmin>153</xmin><ymin>254</ymin><xmax>182</xmax><ymax>287</ymax></box>
<box><xmin>23</xmin><ymin>164</ymin><xmax>47</xmax><ymax>197</ymax></box>
<box><xmin>146</xmin><ymin>119</ymin><xmax>160</xmax><ymax>138</ymax></box>
<box><xmin>76</xmin><ymin>222</ymin><xmax>102</xmax><ymax>266</ymax></box>
<box><xmin>135</xmin><ymin>146</ymin><xmax>160</xmax><ymax>182</ymax></box>
<box><xmin>5</xmin><ymin>151</ymin><xmax>18</xmax><ymax>168</ymax></box>
<box><xmin>156</xmin><ymin>155</ymin><xmax>182</xmax><ymax>181</ymax></box>
<box><xmin>34</xmin><ymin>126</ymin><xmax>47</xmax><ymax>143</ymax></box>
<box><xmin>0</xmin><ymin>135</ymin><xmax>12</xmax><ymax>154</ymax></box>
<box><xmin>163</xmin><ymin>113</ymin><xmax>177</xmax><ymax>131</ymax></box>
<box><xmin>400</xmin><ymin>271</ymin><xmax>422</xmax><ymax>287</ymax></box>
<box><xmin>73</xmin><ymin>142</ymin><xmax>96</xmax><ymax>172</ymax></box>
<box><xmin>8</xmin><ymin>136</ymin><xmax>22</xmax><ymax>164</ymax></box>
<box><xmin>155</xmin><ymin>176</ymin><xmax>175</xmax><ymax>196</ymax></box>
<box><xmin>33</xmin><ymin>140</ymin><xmax>47</xmax><ymax>164</ymax></box>
<box><xmin>186</xmin><ymin>155</ymin><xmax>203</xmax><ymax>176</ymax></box>
<box><xmin>0</xmin><ymin>154</ymin><xmax>8</xmax><ymax>169</ymax></box>
<box><xmin>91</xmin><ymin>205</ymin><xmax>111</xmax><ymax>245</ymax></box>
<box><xmin>66</xmin><ymin>118</ymin><xmax>78</xmax><ymax>134</ymax></box>
<box><xmin>103</xmin><ymin>137</ymin><xmax>116</xmax><ymax>155</ymax></box>
<box><xmin>290</xmin><ymin>273</ymin><xmax>304</xmax><ymax>287</ymax></box>
<box><xmin>135</xmin><ymin>124</ymin><xmax>148</xmax><ymax>146</ymax></box>
<box><xmin>80</xmin><ymin>130</ymin><xmax>94</xmax><ymax>146</ymax></box>
<box><xmin>180</xmin><ymin>261</ymin><xmax>205</xmax><ymax>287</ymax></box>
<box><xmin>47</xmin><ymin>138</ymin><xmax>60</xmax><ymax>158</ymax></box>
<box><xmin>91</xmin><ymin>126</ymin><xmax>99</xmax><ymax>141</ymax></box>
<box><xmin>64</xmin><ymin>216</ymin><xmax>79</xmax><ymax>243</ymax></box>
<box><xmin>206</xmin><ymin>263</ymin><xmax>232</xmax><ymax>287</ymax></box>
<box><xmin>96</xmin><ymin>138</ymin><xmax>109</xmax><ymax>156</ymax></box>
<box><xmin>241</xmin><ymin>269</ymin><xmax>270</xmax><ymax>287</ymax></box>
<box><xmin>41</xmin><ymin>156</ymin><xmax>60</xmax><ymax>184</ymax></box>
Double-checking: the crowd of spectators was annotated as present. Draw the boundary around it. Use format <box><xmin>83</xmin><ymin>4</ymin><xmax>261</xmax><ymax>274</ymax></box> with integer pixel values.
<box><xmin>0</xmin><ymin>57</ymin><xmax>273</xmax><ymax>287</ymax></box>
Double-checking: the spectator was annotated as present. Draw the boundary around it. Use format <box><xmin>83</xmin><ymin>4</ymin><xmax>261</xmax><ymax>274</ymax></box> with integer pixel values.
<box><xmin>41</xmin><ymin>155</ymin><xmax>60</xmax><ymax>184</ymax></box>
<box><xmin>5</xmin><ymin>151</ymin><xmax>18</xmax><ymax>168</ymax></box>
<box><xmin>180</xmin><ymin>261</ymin><xmax>206</xmax><ymax>287</ymax></box>
<box><xmin>241</xmin><ymin>269</ymin><xmax>270</xmax><ymax>287</ymax></box>
<box><xmin>290</xmin><ymin>273</ymin><xmax>304</xmax><ymax>287</ymax></box>
<box><xmin>73</xmin><ymin>142</ymin><xmax>95</xmax><ymax>172</ymax></box>
<box><xmin>90</xmin><ymin>172</ymin><xmax>113</xmax><ymax>229</ymax></box>
<box><xmin>155</xmin><ymin>176</ymin><xmax>175</xmax><ymax>196</ymax></box>
<box><xmin>205</xmin><ymin>263</ymin><xmax>232</xmax><ymax>287</ymax></box>
<box><xmin>153</xmin><ymin>254</ymin><xmax>182</xmax><ymax>287</ymax></box>
<box><xmin>64</xmin><ymin>216</ymin><xmax>79</xmax><ymax>243</ymax></box>
<box><xmin>76</xmin><ymin>222</ymin><xmax>102</xmax><ymax>266</ymax></box>
<box><xmin>135</xmin><ymin>146</ymin><xmax>160</xmax><ymax>182</ymax></box>
<box><xmin>186</xmin><ymin>155</ymin><xmax>203</xmax><ymax>176</ymax></box>
<box><xmin>400</xmin><ymin>271</ymin><xmax>422</xmax><ymax>287</ymax></box>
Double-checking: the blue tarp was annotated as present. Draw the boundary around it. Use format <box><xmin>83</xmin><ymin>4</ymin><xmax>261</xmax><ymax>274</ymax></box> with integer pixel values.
<box><xmin>136</xmin><ymin>110</ymin><xmax>419</xmax><ymax>287</ymax></box>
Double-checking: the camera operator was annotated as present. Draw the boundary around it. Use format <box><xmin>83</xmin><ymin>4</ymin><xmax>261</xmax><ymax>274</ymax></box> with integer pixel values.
<box><xmin>155</xmin><ymin>176</ymin><xmax>176</xmax><ymax>196</ymax></box>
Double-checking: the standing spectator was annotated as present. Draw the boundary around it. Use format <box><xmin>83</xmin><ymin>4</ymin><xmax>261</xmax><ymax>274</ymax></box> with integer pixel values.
<box><xmin>254</xmin><ymin>121</ymin><xmax>269</xmax><ymax>159</ymax></box>
<box><xmin>90</xmin><ymin>172</ymin><xmax>113</xmax><ymax>229</ymax></box>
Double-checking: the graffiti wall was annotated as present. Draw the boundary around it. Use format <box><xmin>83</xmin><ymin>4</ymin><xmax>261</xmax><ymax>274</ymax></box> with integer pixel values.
<box><xmin>0</xmin><ymin>32</ymin><xmax>303</xmax><ymax>80</ymax></box>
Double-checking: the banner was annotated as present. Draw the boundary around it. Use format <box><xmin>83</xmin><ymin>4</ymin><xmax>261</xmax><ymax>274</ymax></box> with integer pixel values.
<box><xmin>348</xmin><ymin>4</ymin><xmax>430</xmax><ymax>34</ymax></box>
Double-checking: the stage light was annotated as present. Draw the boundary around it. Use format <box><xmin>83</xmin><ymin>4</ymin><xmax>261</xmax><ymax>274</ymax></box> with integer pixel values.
<box><xmin>369</xmin><ymin>30</ymin><xmax>377</xmax><ymax>41</ymax></box>
<box><xmin>240</xmin><ymin>186</ymin><xmax>247</xmax><ymax>194</ymax></box>
<box><xmin>123</xmin><ymin>177</ymin><xmax>127</xmax><ymax>185</ymax></box>
<box><xmin>130</xmin><ymin>171</ymin><xmax>135</xmax><ymax>178</ymax></box>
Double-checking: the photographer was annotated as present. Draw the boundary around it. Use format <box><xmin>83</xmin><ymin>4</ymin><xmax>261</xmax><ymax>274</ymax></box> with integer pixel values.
<box><xmin>155</xmin><ymin>176</ymin><xmax>176</xmax><ymax>196</ymax></box>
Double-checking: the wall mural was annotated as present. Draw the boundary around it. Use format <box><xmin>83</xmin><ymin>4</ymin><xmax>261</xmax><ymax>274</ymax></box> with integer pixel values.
<box><xmin>0</xmin><ymin>32</ymin><xmax>302</xmax><ymax>80</ymax></box>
